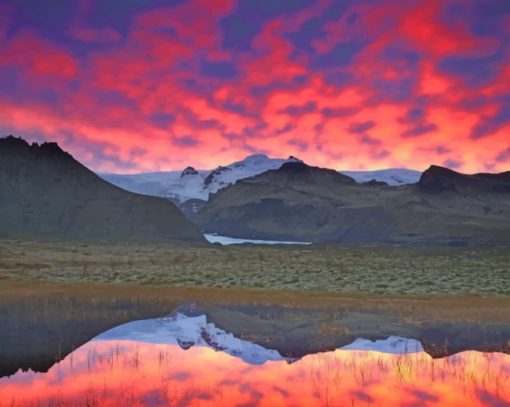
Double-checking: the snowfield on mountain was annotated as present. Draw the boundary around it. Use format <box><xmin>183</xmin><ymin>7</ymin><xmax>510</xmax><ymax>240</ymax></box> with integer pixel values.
<box><xmin>101</xmin><ymin>154</ymin><xmax>421</xmax><ymax>203</ymax></box>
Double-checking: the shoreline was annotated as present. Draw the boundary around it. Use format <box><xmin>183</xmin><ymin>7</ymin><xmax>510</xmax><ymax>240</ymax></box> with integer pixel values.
<box><xmin>2</xmin><ymin>279</ymin><xmax>510</xmax><ymax>323</ymax></box>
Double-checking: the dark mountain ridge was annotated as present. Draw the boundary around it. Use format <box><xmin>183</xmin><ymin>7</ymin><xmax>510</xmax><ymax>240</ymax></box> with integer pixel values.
<box><xmin>194</xmin><ymin>161</ymin><xmax>510</xmax><ymax>245</ymax></box>
<box><xmin>249</xmin><ymin>161</ymin><xmax>357</xmax><ymax>185</ymax></box>
<box><xmin>418</xmin><ymin>165</ymin><xmax>510</xmax><ymax>194</ymax></box>
<box><xmin>0</xmin><ymin>136</ymin><xmax>204</xmax><ymax>242</ymax></box>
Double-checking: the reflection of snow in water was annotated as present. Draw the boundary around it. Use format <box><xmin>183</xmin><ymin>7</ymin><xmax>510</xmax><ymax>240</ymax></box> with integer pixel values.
<box><xmin>342</xmin><ymin>336</ymin><xmax>424</xmax><ymax>354</ymax></box>
<box><xmin>95</xmin><ymin>314</ymin><xmax>424</xmax><ymax>366</ymax></box>
<box><xmin>94</xmin><ymin>313</ymin><xmax>284</xmax><ymax>365</ymax></box>
<box><xmin>204</xmin><ymin>233</ymin><xmax>312</xmax><ymax>246</ymax></box>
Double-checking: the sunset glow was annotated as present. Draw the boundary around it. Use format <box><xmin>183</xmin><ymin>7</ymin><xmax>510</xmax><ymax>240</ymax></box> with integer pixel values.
<box><xmin>0</xmin><ymin>0</ymin><xmax>509</xmax><ymax>173</ymax></box>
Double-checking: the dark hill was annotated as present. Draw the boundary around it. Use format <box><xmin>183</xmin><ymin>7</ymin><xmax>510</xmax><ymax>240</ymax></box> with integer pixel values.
<box><xmin>254</xmin><ymin>161</ymin><xmax>356</xmax><ymax>186</ymax></box>
<box><xmin>419</xmin><ymin>165</ymin><xmax>510</xmax><ymax>194</ymax></box>
<box><xmin>0</xmin><ymin>136</ymin><xmax>205</xmax><ymax>242</ymax></box>
<box><xmin>193</xmin><ymin>162</ymin><xmax>510</xmax><ymax>245</ymax></box>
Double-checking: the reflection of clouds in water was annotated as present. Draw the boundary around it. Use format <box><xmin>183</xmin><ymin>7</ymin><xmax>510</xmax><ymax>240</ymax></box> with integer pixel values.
<box><xmin>168</xmin><ymin>371</ymin><xmax>192</xmax><ymax>382</ymax></box>
<box><xmin>477</xmin><ymin>390</ymin><xmax>508</xmax><ymax>407</ymax></box>
<box><xmin>351</xmin><ymin>390</ymin><xmax>375</xmax><ymax>403</ymax></box>
<box><xmin>409</xmin><ymin>389</ymin><xmax>440</xmax><ymax>404</ymax></box>
<box><xmin>1</xmin><ymin>342</ymin><xmax>509</xmax><ymax>406</ymax></box>
<box><xmin>0</xmin><ymin>316</ymin><xmax>509</xmax><ymax>407</ymax></box>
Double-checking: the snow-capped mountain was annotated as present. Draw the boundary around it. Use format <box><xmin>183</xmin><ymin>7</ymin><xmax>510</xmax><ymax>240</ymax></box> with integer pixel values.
<box><xmin>99</xmin><ymin>171</ymin><xmax>179</xmax><ymax>197</ymax></box>
<box><xmin>181</xmin><ymin>166</ymin><xmax>199</xmax><ymax>177</ymax></box>
<box><xmin>94</xmin><ymin>313</ymin><xmax>426</xmax><ymax>366</ymax></box>
<box><xmin>339</xmin><ymin>168</ymin><xmax>421</xmax><ymax>186</ymax></box>
<box><xmin>100</xmin><ymin>154</ymin><xmax>302</xmax><ymax>203</ymax></box>
<box><xmin>100</xmin><ymin>155</ymin><xmax>421</xmax><ymax>204</ymax></box>
<box><xmin>199</xmin><ymin>154</ymin><xmax>302</xmax><ymax>196</ymax></box>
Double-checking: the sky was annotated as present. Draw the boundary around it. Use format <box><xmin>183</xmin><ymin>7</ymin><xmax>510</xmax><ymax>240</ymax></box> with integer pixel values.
<box><xmin>0</xmin><ymin>0</ymin><xmax>509</xmax><ymax>173</ymax></box>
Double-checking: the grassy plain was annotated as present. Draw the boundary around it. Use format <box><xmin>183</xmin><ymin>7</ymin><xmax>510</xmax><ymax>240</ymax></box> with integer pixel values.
<box><xmin>0</xmin><ymin>239</ymin><xmax>509</xmax><ymax>297</ymax></box>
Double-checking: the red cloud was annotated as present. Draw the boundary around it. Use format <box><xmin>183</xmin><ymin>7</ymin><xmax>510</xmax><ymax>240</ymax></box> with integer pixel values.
<box><xmin>0</xmin><ymin>31</ymin><xmax>77</xmax><ymax>80</ymax></box>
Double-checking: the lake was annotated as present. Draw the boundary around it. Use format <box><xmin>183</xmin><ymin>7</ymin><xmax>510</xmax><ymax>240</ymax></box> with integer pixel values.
<box><xmin>1</xmin><ymin>300</ymin><xmax>509</xmax><ymax>406</ymax></box>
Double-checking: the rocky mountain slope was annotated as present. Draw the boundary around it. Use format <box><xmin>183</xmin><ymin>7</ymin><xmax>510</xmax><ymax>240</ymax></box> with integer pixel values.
<box><xmin>0</xmin><ymin>136</ymin><xmax>204</xmax><ymax>242</ymax></box>
<box><xmin>192</xmin><ymin>162</ymin><xmax>510</xmax><ymax>245</ymax></box>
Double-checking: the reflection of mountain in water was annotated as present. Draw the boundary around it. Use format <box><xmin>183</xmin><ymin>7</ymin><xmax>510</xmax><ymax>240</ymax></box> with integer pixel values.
<box><xmin>95</xmin><ymin>313</ymin><xmax>285</xmax><ymax>365</ymax></box>
<box><xmin>1</xmin><ymin>326</ymin><xmax>508</xmax><ymax>407</ymax></box>
<box><xmin>173</xmin><ymin>302</ymin><xmax>510</xmax><ymax>360</ymax></box>
<box><xmin>1</xmin><ymin>299</ymin><xmax>509</xmax><ymax>378</ymax></box>
<box><xmin>95</xmin><ymin>313</ymin><xmax>424</xmax><ymax>365</ymax></box>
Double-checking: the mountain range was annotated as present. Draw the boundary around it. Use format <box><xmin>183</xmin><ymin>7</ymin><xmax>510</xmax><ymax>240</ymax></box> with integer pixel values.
<box><xmin>2</xmin><ymin>135</ymin><xmax>510</xmax><ymax>245</ymax></box>
<box><xmin>193</xmin><ymin>161</ymin><xmax>510</xmax><ymax>245</ymax></box>
<box><xmin>100</xmin><ymin>154</ymin><xmax>421</xmax><ymax>204</ymax></box>
<box><xmin>0</xmin><ymin>136</ymin><xmax>204</xmax><ymax>242</ymax></box>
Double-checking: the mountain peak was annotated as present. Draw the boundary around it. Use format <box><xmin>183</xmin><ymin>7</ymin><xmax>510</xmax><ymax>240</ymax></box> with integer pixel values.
<box><xmin>271</xmin><ymin>161</ymin><xmax>356</xmax><ymax>185</ymax></box>
<box><xmin>243</xmin><ymin>153</ymin><xmax>270</xmax><ymax>162</ymax></box>
<box><xmin>0</xmin><ymin>135</ymin><xmax>204</xmax><ymax>242</ymax></box>
<box><xmin>1</xmin><ymin>135</ymin><xmax>72</xmax><ymax>165</ymax></box>
<box><xmin>419</xmin><ymin>164</ymin><xmax>510</xmax><ymax>193</ymax></box>
<box><xmin>424</xmin><ymin>164</ymin><xmax>460</xmax><ymax>176</ymax></box>
<box><xmin>287</xmin><ymin>155</ymin><xmax>302</xmax><ymax>162</ymax></box>
<box><xmin>204</xmin><ymin>166</ymin><xmax>232</xmax><ymax>186</ymax></box>
<box><xmin>278</xmin><ymin>161</ymin><xmax>311</xmax><ymax>173</ymax></box>
<box><xmin>180</xmin><ymin>166</ymin><xmax>199</xmax><ymax>177</ymax></box>
<box><xmin>230</xmin><ymin>154</ymin><xmax>303</xmax><ymax>169</ymax></box>
<box><xmin>0</xmin><ymin>135</ymin><xmax>29</xmax><ymax>149</ymax></box>
<box><xmin>230</xmin><ymin>154</ymin><xmax>271</xmax><ymax>169</ymax></box>
<box><xmin>419</xmin><ymin>165</ymin><xmax>464</xmax><ymax>193</ymax></box>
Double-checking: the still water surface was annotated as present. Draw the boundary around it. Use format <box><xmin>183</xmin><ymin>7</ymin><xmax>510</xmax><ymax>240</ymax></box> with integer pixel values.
<box><xmin>0</xmin><ymin>313</ymin><xmax>508</xmax><ymax>406</ymax></box>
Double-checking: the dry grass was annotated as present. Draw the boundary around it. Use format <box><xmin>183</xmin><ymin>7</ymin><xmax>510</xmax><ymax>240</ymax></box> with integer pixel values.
<box><xmin>0</xmin><ymin>239</ymin><xmax>508</xmax><ymax>297</ymax></box>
